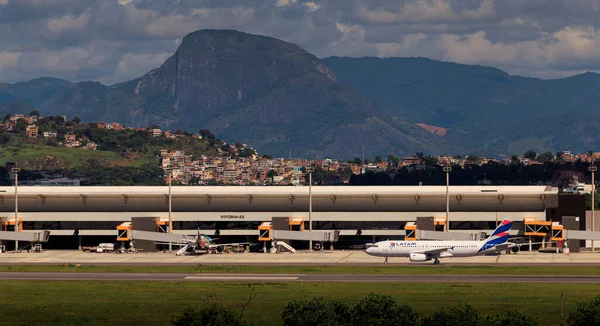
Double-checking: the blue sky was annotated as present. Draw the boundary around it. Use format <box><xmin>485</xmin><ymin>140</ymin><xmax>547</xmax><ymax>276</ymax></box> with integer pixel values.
<box><xmin>1</xmin><ymin>0</ymin><xmax>600</xmax><ymax>84</ymax></box>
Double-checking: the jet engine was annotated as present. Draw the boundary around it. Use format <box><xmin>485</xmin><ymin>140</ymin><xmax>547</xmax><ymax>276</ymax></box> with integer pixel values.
<box><xmin>511</xmin><ymin>246</ymin><xmax>519</xmax><ymax>253</ymax></box>
<box><xmin>409</xmin><ymin>253</ymin><xmax>431</xmax><ymax>262</ymax></box>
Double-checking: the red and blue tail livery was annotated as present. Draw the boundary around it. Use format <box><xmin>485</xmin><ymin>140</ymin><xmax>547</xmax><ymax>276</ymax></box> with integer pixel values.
<box><xmin>479</xmin><ymin>219</ymin><xmax>513</xmax><ymax>251</ymax></box>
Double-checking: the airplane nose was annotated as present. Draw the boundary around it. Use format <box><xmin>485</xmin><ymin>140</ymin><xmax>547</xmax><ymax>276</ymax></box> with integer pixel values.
<box><xmin>366</xmin><ymin>247</ymin><xmax>373</xmax><ymax>254</ymax></box>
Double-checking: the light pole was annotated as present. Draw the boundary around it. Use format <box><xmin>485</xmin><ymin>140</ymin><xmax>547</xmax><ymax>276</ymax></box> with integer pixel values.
<box><xmin>306</xmin><ymin>166</ymin><xmax>314</xmax><ymax>252</ymax></box>
<box><xmin>11</xmin><ymin>167</ymin><xmax>20</xmax><ymax>251</ymax></box>
<box><xmin>168</xmin><ymin>170</ymin><xmax>173</xmax><ymax>253</ymax></box>
<box><xmin>443</xmin><ymin>165</ymin><xmax>452</xmax><ymax>232</ymax></box>
<box><xmin>590</xmin><ymin>164</ymin><xmax>597</xmax><ymax>252</ymax></box>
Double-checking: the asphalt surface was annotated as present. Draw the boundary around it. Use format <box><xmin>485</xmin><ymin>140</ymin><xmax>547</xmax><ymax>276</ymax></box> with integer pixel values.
<box><xmin>0</xmin><ymin>272</ymin><xmax>599</xmax><ymax>283</ymax></box>
<box><xmin>2</xmin><ymin>262</ymin><xmax>600</xmax><ymax>267</ymax></box>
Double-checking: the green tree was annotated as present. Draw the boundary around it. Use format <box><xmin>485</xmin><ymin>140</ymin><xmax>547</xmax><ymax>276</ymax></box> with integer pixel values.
<box><xmin>72</xmin><ymin>117</ymin><xmax>81</xmax><ymax>124</ymax></box>
<box><xmin>585</xmin><ymin>193</ymin><xmax>600</xmax><ymax>210</ymax></box>
<box><xmin>172</xmin><ymin>286</ymin><xmax>256</xmax><ymax>326</ymax></box>
<box><xmin>484</xmin><ymin>309</ymin><xmax>538</xmax><ymax>326</ymax></box>
<box><xmin>419</xmin><ymin>303</ymin><xmax>480</xmax><ymax>326</ymax></box>
<box><xmin>0</xmin><ymin>134</ymin><xmax>10</xmax><ymax>145</ymax></box>
<box><xmin>524</xmin><ymin>150</ymin><xmax>537</xmax><ymax>160</ymax></box>
<box><xmin>511</xmin><ymin>155</ymin><xmax>520</xmax><ymax>164</ymax></box>
<box><xmin>282</xmin><ymin>296</ymin><xmax>350</xmax><ymax>326</ymax></box>
<box><xmin>351</xmin><ymin>293</ymin><xmax>417</xmax><ymax>326</ymax></box>
<box><xmin>537</xmin><ymin>152</ymin><xmax>554</xmax><ymax>163</ymax></box>
<box><xmin>388</xmin><ymin>155</ymin><xmax>400</xmax><ymax>167</ymax></box>
<box><xmin>2</xmin><ymin>114</ymin><xmax>10</xmax><ymax>123</ymax></box>
<box><xmin>262</xmin><ymin>154</ymin><xmax>273</xmax><ymax>159</ymax></box>
<box><xmin>353</xmin><ymin>157</ymin><xmax>362</xmax><ymax>165</ymax></box>
<box><xmin>29</xmin><ymin>110</ymin><xmax>40</xmax><ymax>117</ymax></box>
<box><xmin>424</xmin><ymin>155</ymin><xmax>439</xmax><ymax>167</ymax></box>
<box><xmin>266</xmin><ymin>170</ymin><xmax>278</xmax><ymax>178</ymax></box>
<box><xmin>239</xmin><ymin>148</ymin><xmax>256</xmax><ymax>158</ymax></box>
<box><xmin>340</xmin><ymin>166</ymin><xmax>353</xmax><ymax>180</ymax></box>
<box><xmin>467</xmin><ymin>155</ymin><xmax>480</xmax><ymax>162</ymax></box>
<box><xmin>14</xmin><ymin>118</ymin><xmax>27</xmax><ymax>134</ymax></box>
<box><xmin>374</xmin><ymin>155</ymin><xmax>382</xmax><ymax>163</ymax></box>
<box><xmin>568</xmin><ymin>295</ymin><xmax>600</xmax><ymax>326</ymax></box>
<box><xmin>54</xmin><ymin>115</ymin><xmax>66</xmax><ymax>125</ymax></box>
<box><xmin>199</xmin><ymin>129</ymin><xmax>215</xmax><ymax>140</ymax></box>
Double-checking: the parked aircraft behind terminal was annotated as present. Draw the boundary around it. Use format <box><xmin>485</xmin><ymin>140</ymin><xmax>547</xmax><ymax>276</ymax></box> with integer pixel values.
<box><xmin>154</xmin><ymin>227</ymin><xmax>251</xmax><ymax>255</ymax></box>
<box><xmin>180</xmin><ymin>228</ymin><xmax>251</xmax><ymax>255</ymax></box>
<box><xmin>366</xmin><ymin>219</ymin><xmax>516</xmax><ymax>264</ymax></box>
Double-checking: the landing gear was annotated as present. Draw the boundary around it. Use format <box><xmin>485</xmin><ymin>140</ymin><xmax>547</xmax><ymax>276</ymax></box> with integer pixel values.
<box><xmin>433</xmin><ymin>258</ymin><xmax>440</xmax><ymax>265</ymax></box>
<box><xmin>384</xmin><ymin>257</ymin><xmax>388</xmax><ymax>265</ymax></box>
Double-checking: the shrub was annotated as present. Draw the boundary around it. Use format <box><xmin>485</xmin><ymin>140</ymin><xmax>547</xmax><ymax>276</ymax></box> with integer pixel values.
<box><xmin>172</xmin><ymin>302</ymin><xmax>248</xmax><ymax>326</ymax></box>
<box><xmin>484</xmin><ymin>309</ymin><xmax>538</xmax><ymax>326</ymax></box>
<box><xmin>350</xmin><ymin>293</ymin><xmax>417</xmax><ymax>326</ymax></box>
<box><xmin>282</xmin><ymin>296</ymin><xmax>350</xmax><ymax>326</ymax></box>
<box><xmin>568</xmin><ymin>295</ymin><xmax>600</xmax><ymax>326</ymax></box>
<box><xmin>419</xmin><ymin>303</ymin><xmax>480</xmax><ymax>326</ymax></box>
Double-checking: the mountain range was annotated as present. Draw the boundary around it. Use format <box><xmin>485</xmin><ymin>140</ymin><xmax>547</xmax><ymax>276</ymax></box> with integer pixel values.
<box><xmin>1</xmin><ymin>29</ymin><xmax>599</xmax><ymax>159</ymax></box>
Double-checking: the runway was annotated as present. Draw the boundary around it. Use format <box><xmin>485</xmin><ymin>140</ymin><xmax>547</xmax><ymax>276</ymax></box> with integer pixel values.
<box><xmin>2</xmin><ymin>250</ymin><xmax>600</xmax><ymax>266</ymax></box>
<box><xmin>0</xmin><ymin>272</ymin><xmax>599</xmax><ymax>283</ymax></box>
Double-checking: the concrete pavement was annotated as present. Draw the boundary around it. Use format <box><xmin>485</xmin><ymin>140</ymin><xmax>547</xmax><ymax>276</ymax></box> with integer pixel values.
<box><xmin>1</xmin><ymin>249</ymin><xmax>600</xmax><ymax>266</ymax></box>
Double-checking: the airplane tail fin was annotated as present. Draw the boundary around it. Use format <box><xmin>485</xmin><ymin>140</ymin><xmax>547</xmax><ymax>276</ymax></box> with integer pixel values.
<box><xmin>484</xmin><ymin>219</ymin><xmax>513</xmax><ymax>245</ymax></box>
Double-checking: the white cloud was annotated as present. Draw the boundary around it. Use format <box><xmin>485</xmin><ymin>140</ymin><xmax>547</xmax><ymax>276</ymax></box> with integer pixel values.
<box><xmin>0</xmin><ymin>52</ymin><xmax>21</xmax><ymax>70</ymax></box>
<box><xmin>275</xmin><ymin>0</ymin><xmax>296</xmax><ymax>7</ymax></box>
<box><xmin>303</xmin><ymin>2</ymin><xmax>320</xmax><ymax>12</ymax></box>
<box><xmin>46</xmin><ymin>10</ymin><xmax>90</xmax><ymax>35</ymax></box>
<box><xmin>2</xmin><ymin>0</ymin><xmax>600</xmax><ymax>83</ymax></box>
<box><xmin>335</xmin><ymin>21</ymin><xmax>365</xmax><ymax>41</ymax></box>
<box><xmin>114</xmin><ymin>52</ymin><xmax>172</xmax><ymax>81</ymax></box>
<box><xmin>356</xmin><ymin>0</ymin><xmax>494</xmax><ymax>25</ymax></box>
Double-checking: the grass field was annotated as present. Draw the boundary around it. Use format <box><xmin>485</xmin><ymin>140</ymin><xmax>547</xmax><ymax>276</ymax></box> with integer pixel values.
<box><xmin>1</xmin><ymin>264</ymin><xmax>600</xmax><ymax>276</ymax></box>
<box><xmin>0</xmin><ymin>281</ymin><xmax>593</xmax><ymax>325</ymax></box>
<box><xmin>0</xmin><ymin>144</ymin><xmax>120</xmax><ymax>166</ymax></box>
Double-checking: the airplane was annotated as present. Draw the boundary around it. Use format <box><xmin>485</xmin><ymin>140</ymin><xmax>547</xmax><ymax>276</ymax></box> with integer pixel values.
<box><xmin>175</xmin><ymin>227</ymin><xmax>252</xmax><ymax>255</ymax></box>
<box><xmin>366</xmin><ymin>219</ymin><xmax>524</xmax><ymax>264</ymax></box>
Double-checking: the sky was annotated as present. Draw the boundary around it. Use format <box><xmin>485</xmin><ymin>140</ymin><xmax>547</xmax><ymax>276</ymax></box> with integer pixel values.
<box><xmin>2</xmin><ymin>0</ymin><xmax>600</xmax><ymax>84</ymax></box>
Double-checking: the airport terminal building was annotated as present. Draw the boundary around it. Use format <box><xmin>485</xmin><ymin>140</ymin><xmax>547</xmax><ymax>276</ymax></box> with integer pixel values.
<box><xmin>0</xmin><ymin>185</ymin><xmax>569</xmax><ymax>249</ymax></box>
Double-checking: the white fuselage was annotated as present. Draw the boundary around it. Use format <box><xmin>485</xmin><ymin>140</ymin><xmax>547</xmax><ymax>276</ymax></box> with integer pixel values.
<box><xmin>366</xmin><ymin>240</ymin><xmax>498</xmax><ymax>258</ymax></box>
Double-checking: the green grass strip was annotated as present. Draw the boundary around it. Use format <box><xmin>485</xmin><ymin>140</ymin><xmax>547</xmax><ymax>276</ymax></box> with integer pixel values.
<box><xmin>0</xmin><ymin>281</ymin><xmax>592</xmax><ymax>326</ymax></box>
<box><xmin>0</xmin><ymin>264</ymin><xmax>599</xmax><ymax>275</ymax></box>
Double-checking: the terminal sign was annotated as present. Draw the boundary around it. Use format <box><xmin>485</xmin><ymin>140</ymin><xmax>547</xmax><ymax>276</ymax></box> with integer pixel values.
<box><xmin>220</xmin><ymin>214</ymin><xmax>245</xmax><ymax>219</ymax></box>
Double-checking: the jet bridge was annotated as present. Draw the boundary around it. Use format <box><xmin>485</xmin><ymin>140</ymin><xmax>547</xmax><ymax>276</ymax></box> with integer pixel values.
<box><xmin>129</xmin><ymin>230</ymin><xmax>192</xmax><ymax>244</ymax></box>
<box><xmin>128</xmin><ymin>230</ymin><xmax>196</xmax><ymax>255</ymax></box>
<box><xmin>0</xmin><ymin>230</ymin><xmax>50</xmax><ymax>252</ymax></box>
<box><xmin>270</xmin><ymin>230</ymin><xmax>340</xmax><ymax>242</ymax></box>
<box><xmin>0</xmin><ymin>230</ymin><xmax>50</xmax><ymax>243</ymax></box>
<box><xmin>268</xmin><ymin>230</ymin><xmax>340</xmax><ymax>253</ymax></box>
<box><xmin>417</xmin><ymin>230</ymin><xmax>485</xmax><ymax>241</ymax></box>
<box><xmin>564</xmin><ymin>230</ymin><xmax>600</xmax><ymax>241</ymax></box>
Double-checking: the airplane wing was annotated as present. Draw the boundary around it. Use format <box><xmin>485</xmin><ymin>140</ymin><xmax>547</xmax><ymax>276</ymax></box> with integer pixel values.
<box><xmin>413</xmin><ymin>247</ymin><xmax>453</xmax><ymax>256</ymax></box>
<box><xmin>153</xmin><ymin>242</ymin><xmax>188</xmax><ymax>247</ymax></box>
<box><xmin>207</xmin><ymin>242</ymin><xmax>252</xmax><ymax>249</ymax></box>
